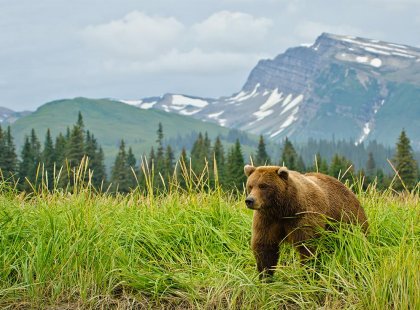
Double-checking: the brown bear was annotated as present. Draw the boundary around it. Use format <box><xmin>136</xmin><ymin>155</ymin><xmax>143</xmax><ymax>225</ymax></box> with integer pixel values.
<box><xmin>244</xmin><ymin>165</ymin><xmax>368</xmax><ymax>278</ymax></box>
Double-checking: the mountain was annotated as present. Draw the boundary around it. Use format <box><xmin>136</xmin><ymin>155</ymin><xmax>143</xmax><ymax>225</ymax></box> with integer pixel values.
<box><xmin>0</xmin><ymin>107</ymin><xmax>32</xmax><ymax>125</ymax></box>
<box><xmin>10</xmin><ymin>98</ymin><xmax>243</xmax><ymax>168</ymax></box>
<box><xmin>130</xmin><ymin>33</ymin><xmax>420</xmax><ymax>150</ymax></box>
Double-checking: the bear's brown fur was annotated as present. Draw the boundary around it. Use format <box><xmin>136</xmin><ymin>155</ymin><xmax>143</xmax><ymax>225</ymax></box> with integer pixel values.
<box><xmin>244</xmin><ymin>165</ymin><xmax>368</xmax><ymax>278</ymax></box>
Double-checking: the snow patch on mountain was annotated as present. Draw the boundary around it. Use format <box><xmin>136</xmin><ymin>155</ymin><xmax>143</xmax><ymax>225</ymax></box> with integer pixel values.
<box><xmin>228</xmin><ymin>83</ymin><xmax>260</xmax><ymax>103</ymax></box>
<box><xmin>254</xmin><ymin>109</ymin><xmax>274</xmax><ymax>121</ymax></box>
<box><xmin>281</xmin><ymin>94</ymin><xmax>304</xmax><ymax>115</ymax></box>
<box><xmin>357</xmin><ymin>122</ymin><xmax>371</xmax><ymax>145</ymax></box>
<box><xmin>270</xmin><ymin>107</ymin><xmax>300</xmax><ymax>138</ymax></box>
<box><xmin>120</xmin><ymin>99</ymin><xmax>143</xmax><ymax>106</ymax></box>
<box><xmin>172</xmin><ymin>95</ymin><xmax>208</xmax><ymax>108</ymax></box>
<box><xmin>140</xmin><ymin>101</ymin><xmax>157</xmax><ymax>109</ymax></box>
<box><xmin>259</xmin><ymin>89</ymin><xmax>283</xmax><ymax>111</ymax></box>
<box><xmin>179</xmin><ymin>109</ymin><xmax>201</xmax><ymax>116</ymax></box>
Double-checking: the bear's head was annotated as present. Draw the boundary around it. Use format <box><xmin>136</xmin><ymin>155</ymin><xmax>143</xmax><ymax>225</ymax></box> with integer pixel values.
<box><xmin>244</xmin><ymin>165</ymin><xmax>289</xmax><ymax>210</ymax></box>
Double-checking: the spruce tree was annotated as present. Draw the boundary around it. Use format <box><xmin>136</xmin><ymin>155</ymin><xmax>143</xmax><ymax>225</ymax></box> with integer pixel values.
<box><xmin>280</xmin><ymin>137</ymin><xmax>298</xmax><ymax>170</ymax></box>
<box><xmin>19</xmin><ymin>130</ymin><xmax>41</xmax><ymax>190</ymax></box>
<box><xmin>392</xmin><ymin>129</ymin><xmax>419</xmax><ymax>190</ymax></box>
<box><xmin>54</xmin><ymin>133</ymin><xmax>67</xmax><ymax>168</ymax></box>
<box><xmin>42</xmin><ymin>129</ymin><xmax>56</xmax><ymax>188</ymax></box>
<box><xmin>225</xmin><ymin>139</ymin><xmax>246</xmax><ymax>189</ymax></box>
<box><xmin>314</xmin><ymin>152</ymin><xmax>329</xmax><ymax>174</ymax></box>
<box><xmin>67</xmin><ymin>126</ymin><xmax>84</xmax><ymax>167</ymax></box>
<box><xmin>19</xmin><ymin>137</ymin><xmax>32</xmax><ymax>189</ymax></box>
<box><xmin>213</xmin><ymin>136</ymin><xmax>225</xmax><ymax>185</ymax></box>
<box><xmin>254</xmin><ymin>135</ymin><xmax>271</xmax><ymax>166</ymax></box>
<box><xmin>93</xmin><ymin>147</ymin><xmax>107</xmax><ymax>188</ymax></box>
<box><xmin>176</xmin><ymin>147</ymin><xmax>188</xmax><ymax>188</ymax></box>
<box><xmin>148</xmin><ymin>147</ymin><xmax>156</xmax><ymax>170</ymax></box>
<box><xmin>67</xmin><ymin>113</ymin><xmax>85</xmax><ymax>168</ymax></box>
<box><xmin>365</xmin><ymin>152</ymin><xmax>376</xmax><ymax>179</ymax></box>
<box><xmin>329</xmin><ymin>154</ymin><xmax>354</xmax><ymax>181</ymax></box>
<box><xmin>165</xmin><ymin>145</ymin><xmax>175</xmax><ymax>177</ymax></box>
<box><xmin>296</xmin><ymin>155</ymin><xmax>306</xmax><ymax>172</ymax></box>
<box><xmin>127</xmin><ymin>146</ymin><xmax>137</xmax><ymax>189</ymax></box>
<box><xmin>155</xmin><ymin>123</ymin><xmax>165</xmax><ymax>174</ymax></box>
<box><xmin>3</xmin><ymin>126</ymin><xmax>18</xmax><ymax>178</ymax></box>
<box><xmin>111</xmin><ymin>140</ymin><xmax>130</xmax><ymax>193</ymax></box>
<box><xmin>191</xmin><ymin>132</ymin><xmax>210</xmax><ymax>174</ymax></box>
<box><xmin>85</xmin><ymin>131</ymin><xmax>106</xmax><ymax>188</ymax></box>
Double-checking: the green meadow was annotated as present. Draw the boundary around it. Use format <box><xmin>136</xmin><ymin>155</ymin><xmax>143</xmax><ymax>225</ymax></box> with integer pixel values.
<box><xmin>0</xmin><ymin>168</ymin><xmax>419</xmax><ymax>309</ymax></box>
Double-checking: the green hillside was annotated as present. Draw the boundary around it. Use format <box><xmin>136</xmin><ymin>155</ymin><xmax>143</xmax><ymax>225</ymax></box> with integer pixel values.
<box><xmin>10</xmin><ymin>98</ymin><xmax>235</xmax><ymax>167</ymax></box>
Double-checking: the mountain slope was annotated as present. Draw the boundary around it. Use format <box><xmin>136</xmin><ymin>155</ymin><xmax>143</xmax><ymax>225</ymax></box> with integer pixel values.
<box><xmin>10</xmin><ymin>98</ymin><xmax>234</xmax><ymax>167</ymax></box>
<box><xmin>132</xmin><ymin>33</ymin><xmax>420</xmax><ymax>149</ymax></box>
<box><xmin>0</xmin><ymin>107</ymin><xmax>32</xmax><ymax>125</ymax></box>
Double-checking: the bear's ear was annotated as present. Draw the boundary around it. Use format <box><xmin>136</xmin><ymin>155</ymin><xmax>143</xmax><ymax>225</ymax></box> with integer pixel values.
<box><xmin>244</xmin><ymin>165</ymin><xmax>256</xmax><ymax>177</ymax></box>
<box><xmin>277</xmin><ymin>166</ymin><xmax>289</xmax><ymax>180</ymax></box>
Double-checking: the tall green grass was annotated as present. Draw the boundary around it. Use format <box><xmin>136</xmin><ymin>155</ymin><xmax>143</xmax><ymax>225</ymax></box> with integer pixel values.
<box><xmin>0</xmin><ymin>163</ymin><xmax>419</xmax><ymax>309</ymax></box>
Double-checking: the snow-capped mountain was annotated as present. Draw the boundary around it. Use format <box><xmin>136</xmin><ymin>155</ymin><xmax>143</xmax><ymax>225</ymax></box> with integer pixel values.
<box><xmin>0</xmin><ymin>107</ymin><xmax>31</xmax><ymax>125</ymax></box>
<box><xmin>121</xmin><ymin>33</ymin><xmax>420</xmax><ymax>149</ymax></box>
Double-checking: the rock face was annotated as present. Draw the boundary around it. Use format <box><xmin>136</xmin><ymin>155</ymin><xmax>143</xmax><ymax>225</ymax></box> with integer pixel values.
<box><xmin>129</xmin><ymin>33</ymin><xmax>420</xmax><ymax>149</ymax></box>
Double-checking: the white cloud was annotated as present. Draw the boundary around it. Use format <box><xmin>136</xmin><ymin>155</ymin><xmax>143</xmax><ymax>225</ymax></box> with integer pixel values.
<box><xmin>103</xmin><ymin>48</ymin><xmax>264</xmax><ymax>75</ymax></box>
<box><xmin>192</xmin><ymin>11</ymin><xmax>273</xmax><ymax>52</ymax></box>
<box><xmin>82</xmin><ymin>10</ymin><xmax>272</xmax><ymax>74</ymax></box>
<box><xmin>83</xmin><ymin>11</ymin><xmax>185</xmax><ymax>59</ymax></box>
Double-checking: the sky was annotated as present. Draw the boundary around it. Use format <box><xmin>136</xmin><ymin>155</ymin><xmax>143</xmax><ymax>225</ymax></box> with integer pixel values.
<box><xmin>1</xmin><ymin>0</ymin><xmax>420</xmax><ymax>111</ymax></box>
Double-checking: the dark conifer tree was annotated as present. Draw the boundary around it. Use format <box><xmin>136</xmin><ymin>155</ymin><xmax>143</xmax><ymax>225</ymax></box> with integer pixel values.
<box><xmin>280</xmin><ymin>137</ymin><xmax>298</xmax><ymax>170</ymax></box>
<box><xmin>329</xmin><ymin>154</ymin><xmax>354</xmax><ymax>181</ymax></box>
<box><xmin>213</xmin><ymin>136</ymin><xmax>225</xmax><ymax>185</ymax></box>
<box><xmin>93</xmin><ymin>146</ymin><xmax>107</xmax><ymax>188</ymax></box>
<box><xmin>67</xmin><ymin>112</ymin><xmax>85</xmax><ymax>168</ymax></box>
<box><xmin>392</xmin><ymin>129</ymin><xmax>419</xmax><ymax>190</ymax></box>
<box><xmin>2</xmin><ymin>126</ymin><xmax>18</xmax><ymax>178</ymax></box>
<box><xmin>126</xmin><ymin>146</ymin><xmax>137</xmax><ymax>189</ymax></box>
<box><xmin>254</xmin><ymin>135</ymin><xmax>271</xmax><ymax>166</ymax></box>
<box><xmin>225</xmin><ymin>139</ymin><xmax>246</xmax><ymax>189</ymax></box>
<box><xmin>191</xmin><ymin>132</ymin><xmax>206</xmax><ymax>173</ymax></box>
<box><xmin>365</xmin><ymin>152</ymin><xmax>376</xmax><ymax>178</ymax></box>
<box><xmin>54</xmin><ymin>133</ymin><xmax>67</xmax><ymax>168</ymax></box>
<box><xmin>85</xmin><ymin>131</ymin><xmax>107</xmax><ymax>188</ymax></box>
<box><xmin>111</xmin><ymin>140</ymin><xmax>131</xmax><ymax>193</ymax></box>
<box><xmin>19</xmin><ymin>137</ymin><xmax>32</xmax><ymax>189</ymax></box>
<box><xmin>296</xmin><ymin>155</ymin><xmax>306</xmax><ymax>172</ymax></box>
<box><xmin>176</xmin><ymin>147</ymin><xmax>188</xmax><ymax>188</ymax></box>
<box><xmin>165</xmin><ymin>145</ymin><xmax>175</xmax><ymax>176</ymax></box>
<box><xmin>42</xmin><ymin>129</ymin><xmax>56</xmax><ymax>188</ymax></box>
<box><xmin>19</xmin><ymin>130</ymin><xmax>41</xmax><ymax>190</ymax></box>
<box><xmin>148</xmin><ymin>147</ymin><xmax>156</xmax><ymax>170</ymax></box>
<box><xmin>314</xmin><ymin>152</ymin><xmax>329</xmax><ymax>174</ymax></box>
<box><xmin>155</xmin><ymin>122</ymin><xmax>165</xmax><ymax>174</ymax></box>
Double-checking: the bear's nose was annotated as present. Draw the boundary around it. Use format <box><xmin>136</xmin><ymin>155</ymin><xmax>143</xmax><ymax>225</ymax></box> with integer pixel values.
<box><xmin>245</xmin><ymin>197</ymin><xmax>255</xmax><ymax>209</ymax></box>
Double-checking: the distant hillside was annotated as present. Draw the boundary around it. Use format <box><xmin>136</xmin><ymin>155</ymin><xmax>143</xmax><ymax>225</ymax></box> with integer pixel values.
<box><xmin>130</xmin><ymin>33</ymin><xmax>420</xmax><ymax>150</ymax></box>
<box><xmin>0</xmin><ymin>106</ymin><xmax>32</xmax><ymax>125</ymax></box>
<box><xmin>10</xmin><ymin>98</ymin><xmax>244</xmax><ymax>168</ymax></box>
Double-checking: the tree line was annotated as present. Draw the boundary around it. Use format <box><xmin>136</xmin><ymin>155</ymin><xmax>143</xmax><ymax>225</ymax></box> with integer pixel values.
<box><xmin>0</xmin><ymin>112</ymin><xmax>419</xmax><ymax>192</ymax></box>
<box><xmin>0</xmin><ymin>112</ymin><xmax>106</xmax><ymax>191</ymax></box>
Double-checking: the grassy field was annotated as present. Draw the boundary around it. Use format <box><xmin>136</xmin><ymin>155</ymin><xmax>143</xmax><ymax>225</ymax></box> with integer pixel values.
<box><xmin>0</xmin><ymin>173</ymin><xmax>419</xmax><ymax>309</ymax></box>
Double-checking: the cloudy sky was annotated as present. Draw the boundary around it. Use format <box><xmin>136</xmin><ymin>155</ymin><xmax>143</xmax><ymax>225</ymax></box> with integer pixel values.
<box><xmin>1</xmin><ymin>0</ymin><xmax>420</xmax><ymax>111</ymax></box>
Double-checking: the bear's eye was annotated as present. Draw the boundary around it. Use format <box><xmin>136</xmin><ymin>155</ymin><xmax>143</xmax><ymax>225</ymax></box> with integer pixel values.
<box><xmin>259</xmin><ymin>184</ymin><xmax>269</xmax><ymax>189</ymax></box>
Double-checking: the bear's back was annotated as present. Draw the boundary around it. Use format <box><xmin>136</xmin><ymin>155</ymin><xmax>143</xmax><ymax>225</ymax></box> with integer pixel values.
<box><xmin>304</xmin><ymin>172</ymin><xmax>368</xmax><ymax>231</ymax></box>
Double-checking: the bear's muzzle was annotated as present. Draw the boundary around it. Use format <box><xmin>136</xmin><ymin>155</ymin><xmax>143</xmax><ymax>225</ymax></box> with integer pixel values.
<box><xmin>245</xmin><ymin>197</ymin><xmax>256</xmax><ymax>209</ymax></box>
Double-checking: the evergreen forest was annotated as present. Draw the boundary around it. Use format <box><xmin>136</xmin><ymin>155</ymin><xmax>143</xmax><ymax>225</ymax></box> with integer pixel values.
<box><xmin>0</xmin><ymin>112</ymin><xmax>419</xmax><ymax>192</ymax></box>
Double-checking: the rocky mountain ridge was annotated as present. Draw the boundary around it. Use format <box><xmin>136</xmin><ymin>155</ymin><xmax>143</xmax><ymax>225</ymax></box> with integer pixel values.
<box><xmin>127</xmin><ymin>33</ymin><xmax>420</xmax><ymax>149</ymax></box>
